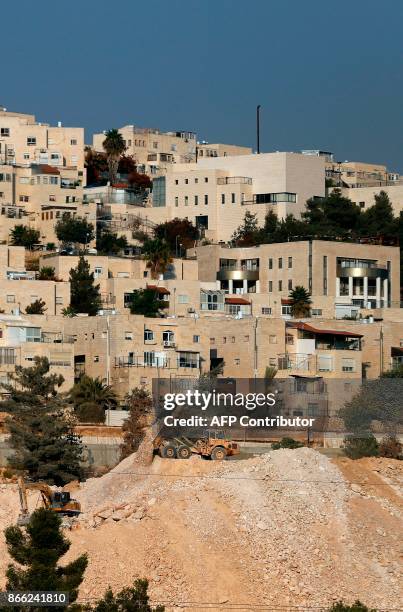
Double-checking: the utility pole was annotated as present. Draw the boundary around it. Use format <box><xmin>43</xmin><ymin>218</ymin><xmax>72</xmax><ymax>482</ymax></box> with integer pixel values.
<box><xmin>256</xmin><ymin>105</ymin><xmax>261</xmax><ymax>154</ymax></box>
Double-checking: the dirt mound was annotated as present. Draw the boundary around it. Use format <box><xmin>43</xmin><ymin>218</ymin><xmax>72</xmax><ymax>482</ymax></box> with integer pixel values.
<box><xmin>0</xmin><ymin>449</ymin><xmax>401</xmax><ymax>609</ymax></box>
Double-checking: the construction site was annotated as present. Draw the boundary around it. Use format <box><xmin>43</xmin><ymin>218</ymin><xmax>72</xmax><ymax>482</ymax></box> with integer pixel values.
<box><xmin>0</xmin><ymin>430</ymin><xmax>401</xmax><ymax>611</ymax></box>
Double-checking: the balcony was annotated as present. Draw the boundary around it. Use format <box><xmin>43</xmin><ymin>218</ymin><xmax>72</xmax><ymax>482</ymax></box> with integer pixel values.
<box><xmin>217</xmin><ymin>176</ymin><xmax>252</xmax><ymax>185</ymax></box>
<box><xmin>41</xmin><ymin>332</ymin><xmax>75</xmax><ymax>344</ymax></box>
<box><xmin>217</xmin><ymin>263</ymin><xmax>259</xmax><ymax>281</ymax></box>
<box><xmin>337</xmin><ymin>262</ymin><xmax>388</xmax><ymax>280</ymax></box>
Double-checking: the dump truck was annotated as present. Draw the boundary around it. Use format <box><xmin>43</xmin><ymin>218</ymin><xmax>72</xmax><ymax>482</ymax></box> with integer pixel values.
<box><xmin>17</xmin><ymin>477</ymin><xmax>81</xmax><ymax>526</ymax></box>
<box><xmin>154</xmin><ymin>429</ymin><xmax>240</xmax><ymax>460</ymax></box>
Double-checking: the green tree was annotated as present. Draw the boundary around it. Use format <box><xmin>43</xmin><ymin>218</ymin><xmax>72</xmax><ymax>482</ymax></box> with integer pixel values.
<box><xmin>328</xmin><ymin>601</ymin><xmax>376</xmax><ymax>612</ymax></box>
<box><xmin>10</xmin><ymin>225</ymin><xmax>40</xmax><ymax>249</ymax></box>
<box><xmin>37</xmin><ymin>266</ymin><xmax>57</xmax><ymax>281</ymax></box>
<box><xmin>85</xmin><ymin>579</ymin><xmax>164</xmax><ymax>612</ymax></box>
<box><xmin>153</xmin><ymin>217</ymin><xmax>199</xmax><ymax>253</ymax></box>
<box><xmin>70</xmin><ymin>375</ymin><xmax>117</xmax><ymax>423</ymax></box>
<box><xmin>25</xmin><ymin>299</ymin><xmax>47</xmax><ymax>315</ymax></box>
<box><xmin>2</xmin><ymin>508</ymin><xmax>87</xmax><ymax>611</ymax></box>
<box><xmin>289</xmin><ymin>286</ymin><xmax>312</xmax><ymax>317</ymax></box>
<box><xmin>231</xmin><ymin>211</ymin><xmax>260</xmax><ymax>246</ymax></box>
<box><xmin>120</xmin><ymin>388</ymin><xmax>153</xmax><ymax>459</ymax></box>
<box><xmin>69</xmin><ymin>256</ymin><xmax>101</xmax><ymax>316</ymax></box>
<box><xmin>343</xmin><ymin>434</ymin><xmax>379</xmax><ymax>459</ymax></box>
<box><xmin>303</xmin><ymin>190</ymin><xmax>361</xmax><ymax>238</ymax></box>
<box><xmin>360</xmin><ymin>191</ymin><xmax>398</xmax><ymax>240</ymax></box>
<box><xmin>96</xmin><ymin>227</ymin><xmax>128</xmax><ymax>255</ymax></box>
<box><xmin>1</xmin><ymin>357</ymin><xmax>83</xmax><ymax>485</ymax></box>
<box><xmin>55</xmin><ymin>214</ymin><xmax>95</xmax><ymax>247</ymax></box>
<box><xmin>128</xmin><ymin>288</ymin><xmax>167</xmax><ymax>317</ymax></box>
<box><xmin>102</xmin><ymin>129</ymin><xmax>126</xmax><ymax>184</ymax></box>
<box><xmin>142</xmin><ymin>238</ymin><xmax>172</xmax><ymax>279</ymax></box>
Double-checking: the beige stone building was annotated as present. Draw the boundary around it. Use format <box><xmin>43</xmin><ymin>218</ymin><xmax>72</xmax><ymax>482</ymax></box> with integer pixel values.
<box><xmin>0</xmin><ymin>313</ymin><xmax>74</xmax><ymax>394</ymax></box>
<box><xmin>197</xmin><ymin>142</ymin><xmax>252</xmax><ymax>159</ymax></box>
<box><xmin>0</xmin><ymin>108</ymin><xmax>90</xmax><ymax>245</ymax></box>
<box><xmin>194</xmin><ymin>240</ymin><xmax>400</xmax><ymax>318</ymax></box>
<box><xmin>92</xmin><ymin>126</ymin><xmax>197</xmax><ymax>176</ymax></box>
<box><xmin>0</xmin><ymin>245</ymin><xmax>70</xmax><ymax>315</ymax></box>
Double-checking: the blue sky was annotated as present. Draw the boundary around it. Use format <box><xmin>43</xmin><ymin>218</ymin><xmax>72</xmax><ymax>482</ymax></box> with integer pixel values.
<box><xmin>2</xmin><ymin>0</ymin><xmax>402</xmax><ymax>170</ymax></box>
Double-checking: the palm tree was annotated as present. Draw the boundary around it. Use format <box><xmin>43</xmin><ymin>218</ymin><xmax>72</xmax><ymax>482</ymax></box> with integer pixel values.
<box><xmin>102</xmin><ymin>129</ymin><xmax>126</xmax><ymax>184</ymax></box>
<box><xmin>142</xmin><ymin>238</ymin><xmax>173</xmax><ymax>279</ymax></box>
<box><xmin>289</xmin><ymin>286</ymin><xmax>312</xmax><ymax>318</ymax></box>
<box><xmin>70</xmin><ymin>375</ymin><xmax>118</xmax><ymax>422</ymax></box>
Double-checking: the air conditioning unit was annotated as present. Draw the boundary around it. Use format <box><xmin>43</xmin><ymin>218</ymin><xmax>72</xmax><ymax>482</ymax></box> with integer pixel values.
<box><xmin>187</xmin><ymin>307</ymin><xmax>195</xmax><ymax>313</ymax></box>
<box><xmin>163</xmin><ymin>340</ymin><xmax>175</xmax><ymax>348</ymax></box>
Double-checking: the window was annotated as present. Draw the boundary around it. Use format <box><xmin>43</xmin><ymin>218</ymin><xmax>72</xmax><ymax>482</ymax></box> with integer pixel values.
<box><xmin>268</xmin><ymin>281</ymin><xmax>273</xmax><ymax>292</ymax></box>
<box><xmin>318</xmin><ymin>355</ymin><xmax>333</xmax><ymax>372</ymax></box>
<box><xmin>288</xmin><ymin>279</ymin><xmax>293</xmax><ymax>290</ymax></box>
<box><xmin>200</xmin><ymin>291</ymin><xmax>224</xmax><ymax>311</ymax></box>
<box><xmin>50</xmin><ymin>176</ymin><xmax>58</xmax><ymax>185</ymax></box>
<box><xmin>311</xmin><ymin>308</ymin><xmax>323</xmax><ymax>316</ymax></box>
<box><xmin>144</xmin><ymin>329</ymin><xmax>154</xmax><ymax>342</ymax></box>
<box><xmin>193</xmin><ymin>335</ymin><xmax>200</xmax><ymax>343</ymax></box>
<box><xmin>282</xmin><ymin>305</ymin><xmax>292</xmax><ymax>316</ymax></box>
<box><xmin>359</xmin><ymin>201</ymin><xmax>365</xmax><ymax>208</ymax></box>
<box><xmin>26</xmin><ymin>327</ymin><xmax>41</xmax><ymax>343</ymax></box>
<box><xmin>204</xmin><ymin>194</ymin><xmax>208</xmax><ymax>205</ymax></box>
<box><xmin>323</xmin><ymin>255</ymin><xmax>328</xmax><ymax>296</ymax></box>
<box><xmin>231</xmin><ymin>193</ymin><xmax>236</xmax><ymax>204</ymax></box>
<box><xmin>178</xmin><ymin>351</ymin><xmax>199</xmax><ymax>369</ymax></box>
<box><xmin>6</xmin><ymin>295</ymin><xmax>15</xmax><ymax>303</ymax></box>
<box><xmin>210</xmin><ymin>337</ymin><xmax>215</xmax><ymax>344</ymax></box>
<box><xmin>269</xmin><ymin>358</ymin><xmax>277</xmax><ymax>367</ymax></box>
<box><xmin>278</xmin><ymin>280</ymin><xmax>282</xmax><ymax>291</ymax></box>
<box><xmin>288</xmin><ymin>257</ymin><xmax>292</xmax><ymax>269</ymax></box>
<box><xmin>153</xmin><ymin>141</ymin><xmax>158</xmax><ymax>149</ymax></box>
<box><xmin>285</xmin><ymin>333</ymin><xmax>294</xmax><ymax>345</ymax></box>
<box><xmin>204</xmin><ymin>177</ymin><xmax>208</xmax><ymax>183</ymax></box>
<box><xmin>94</xmin><ymin>267</ymin><xmax>103</xmax><ymax>278</ymax></box>
<box><xmin>125</xmin><ymin>332</ymin><xmax>133</xmax><ymax>340</ymax></box>
<box><xmin>244</xmin><ymin>335</ymin><xmax>249</xmax><ymax>342</ymax></box>
<box><xmin>184</xmin><ymin>196</ymin><xmax>188</xmax><ymax>206</ymax></box>
<box><xmin>268</xmin><ymin>258</ymin><xmax>273</xmax><ymax>270</ymax></box>
<box><xmin>27</xmin><ymin>137</ymin><xmax>36</xmax><ymax>146</ymax></box>
<box><xmin>178</xmin><ymin>294</ymin><xmax>189</xmax><ymax>303</ymax></box>
<box><xmin>261</xmin><ymin>307</ymin><xmax>272</xmax><ymax>315</ymax></box>
<box><xmin>231</xmin><ymin>336</ymin><xmax>235</xmax><ymax>343</ymax></box>
<box><xmin>194</xmin><ymin>195</ymin><xmax>198</xmax><ymax>206</ymax></box>
<box><xmin>269</xmin><ymin>335</ymin><xmax>277</xmax><ymax>344</ymax></box>
<box><xmin>221</xmin><ymin>194</ymin><xmax>225</xmax><ymax>204</ymax></box>
<box><xmin>278</xmin><ymin>257</ymin><xmax>283</xmax><ymax>269</ymax></box>
<box><xmin>1</xmin><ymin>128</ymin><xmax>10</xmax><ymax>137</ymax></box>
<box><xmin>23</xmin><ymin>153</ymin><xmax>30</xmax><ymax>160</ymax></box>
<box><xmin>94</xmin><ymin>356</ymin><xmax>99</xmax><ymax>363</ymax></box>
<box><xmin>223</xmin><ymin>337</ymin><xmax>227</xmax><ymax>344</ymax></box>
<box><xmin>342</xmin><ymin>358</ymin><xmax>356</xmax><ymax>372</ymax></box>
<box><xmin>234</xmin><ymin>358</ymin><xmax>240</xmax><ymax>366</ymax></box>
<box><xmin>185</xmin><ymin>178</ymin><xmax>189</xmax><ymax>184</ymax></box>
<box><xmin>49</xmin><ymin>195</ymin><xmax>56</xmax><ymax>202</ymax></box>
<box><xmin>171</xmin><ymin>144</ymin><xmax>177</xmax><ymax>152</ymax></box>
<box><xmin>71</xmin><ymin>155</ymin><xmax>77</xmax><ymax>164</ymax></box>
<box><xmin>175</xmin><ymin>197</ymin><xmax>178</xmax><ymax>207</ymax></box>
<box><xmin>175</xmin><ymin>179</ymin><xmax>179</xmax><ymax>185</ymax></box>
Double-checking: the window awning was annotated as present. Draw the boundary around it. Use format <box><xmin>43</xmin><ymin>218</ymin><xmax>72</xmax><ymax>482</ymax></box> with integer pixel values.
<box><xmin>147</xmin><ymin>285</ymin><xmax>170</xmax><ymax>295</ymax></box>
<box><xmin>287</xmin><ymin>321</ymin><xmax>363</xmax><ymax>338</ymax></box>
<box><xmin>225</xmin><ymin>297</ymin><xmax>251</xmax><ymax>305</ymax></box>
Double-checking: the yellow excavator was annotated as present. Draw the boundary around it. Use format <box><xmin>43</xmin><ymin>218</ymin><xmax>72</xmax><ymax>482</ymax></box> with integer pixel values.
<box><xmin>17</xmin><ymin>477</ymin><xmax>81</xmax><ymax>526</ymax></box>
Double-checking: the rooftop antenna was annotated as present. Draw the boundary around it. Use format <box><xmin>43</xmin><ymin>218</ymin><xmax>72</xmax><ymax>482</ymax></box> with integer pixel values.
<box><xmin>256</xmin><ymin>105</ymin><xmax>261</xmax><ymax>154</ymax></box>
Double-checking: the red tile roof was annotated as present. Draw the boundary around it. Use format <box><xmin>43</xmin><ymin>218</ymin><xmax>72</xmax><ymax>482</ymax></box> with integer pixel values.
<box><xmin>287</xmin><ymin>321</ymin><xmax>363</xmax><ymax>338</ymax></box>
<box><xmin>37</xmin><ymin>164</ymin><xmax>60</xmax><ymax>175</ymax></box>
<box><xmin>225</xmin><ymin>297</ymin><xmax>251</xmax><ymax>305</ymax></box>
<box><xmin>147</xmin><ymin>285</ymin><xmax>170</xmax><ymax>295</ymax></box>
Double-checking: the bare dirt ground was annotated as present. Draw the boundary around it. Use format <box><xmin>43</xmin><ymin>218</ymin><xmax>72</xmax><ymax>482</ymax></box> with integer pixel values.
<box><xmin>0</xmin><ymin>444</ymin><xmax>401</xmax><ymax>611</ymax></box>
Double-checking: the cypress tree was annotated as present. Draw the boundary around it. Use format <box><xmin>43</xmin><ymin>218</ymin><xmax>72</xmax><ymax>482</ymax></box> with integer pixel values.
<box><xmin>69</xmin><ymin>256</ymin><xmax>101</xmax><ymax>316</ymax></box>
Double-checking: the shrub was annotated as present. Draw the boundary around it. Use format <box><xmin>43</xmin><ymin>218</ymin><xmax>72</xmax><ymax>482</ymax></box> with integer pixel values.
<box><xmin>75</xmin><ymin>401</ymin><xmax>105</xmax><ymax>424</ymax></box>
<box><xmin>379</xmin><ymin>434</ymin><xmax>402</xmax><ymax>459</ymax></box>
<box><xmin>343</xmin><ymin>434</ymin><xmax>379</xmax><ymax>459</ymax></box>
<box><xmin>272</xmin><ymin>437</ymin><xmax>304</xmax><ymax>450</ymax></box>
<box><xmin>329</xmin><ymin>600</ymin><xmax>376</xmax><ymax>611</ymax></box>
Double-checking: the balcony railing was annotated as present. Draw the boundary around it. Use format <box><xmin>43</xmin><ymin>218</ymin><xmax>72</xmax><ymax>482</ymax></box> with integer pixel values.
<box><xmin>219</xmin><ymin>263</ymin><xmax>259</xmax><ymax>271</ymax></box>
<box><xmin>41</xmin><ymin>332</ymin><xmax>75</xmax><ymax>344</ymax></box>
<box><xmin>217</xmin><ymin>176</ymin><xmax>252</xmax><ymax>185</ymax></box>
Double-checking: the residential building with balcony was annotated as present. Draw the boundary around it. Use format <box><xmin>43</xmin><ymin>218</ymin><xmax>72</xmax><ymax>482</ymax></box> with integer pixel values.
<box><xmin>92</xmin><ymin>125</ymin><xmax>197</xmax><ymax>176</ymax></box>
<box><xmin>193</xmin><ymin>240</ymin><xmax>400</xmax><ymax>319</ymax></box>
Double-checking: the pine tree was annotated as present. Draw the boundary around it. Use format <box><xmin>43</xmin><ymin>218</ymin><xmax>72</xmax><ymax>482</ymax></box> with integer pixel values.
<box><xmin>86</xmin><ymin>579</ymin><xmax>164</xmax><ymax>612</ymax></box>
<box><xmin>2</xmin><ymin>508</ymin><xmax>87</xmax><ymax>612</ymax></box>
<box><xmin>69</xmin><ymin>256</ymin><xmax>101</xmax><ymax>316</ymax></box>
<box><xmin>1</xmin><ymin>357</ymin><xmax>83</xmax><ymax>485</ymax></box>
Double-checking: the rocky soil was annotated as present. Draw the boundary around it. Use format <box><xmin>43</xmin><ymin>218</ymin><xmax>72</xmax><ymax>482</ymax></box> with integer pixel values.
<box><xmin>0</xmin><ymin>441</ymin><xmax>401</xmax><ymax>611</ymax></box>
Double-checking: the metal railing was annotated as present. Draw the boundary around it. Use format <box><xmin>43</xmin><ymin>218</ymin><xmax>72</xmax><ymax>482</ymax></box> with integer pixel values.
<box><xmin>217</xmin><ymin>176</ymin><xmax>252</xmax><ymax>185</ymax></box>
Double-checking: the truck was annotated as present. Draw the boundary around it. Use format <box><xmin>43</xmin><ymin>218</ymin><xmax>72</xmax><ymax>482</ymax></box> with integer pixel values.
<box><xmin>154</xmin><ymin>429</ymin><xmax>240</xmax><ymax>460</ymax></box>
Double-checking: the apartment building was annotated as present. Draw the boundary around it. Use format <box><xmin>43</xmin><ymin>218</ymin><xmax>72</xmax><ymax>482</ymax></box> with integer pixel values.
<box><xmin>0</xmin><ymin>245</ymin><xmax>70</xmax><ymax>315</ymax></box>
<box><xmin>93</xmin><ymin>126</ymin><xmax>197</xmax><ymax>176</ymax></box>
<box><xmin>194</xmin><ymin>240</ymin><xmax>400</xmax><ymax>318</ymax></box>
<box><xmin>0</xmin><ymin>313</ymin><xmax>74</xmax><ymax>393</ymax></box>
<box><xmin>146</xmin><ymin>152</ymin><xmax>325</xmax><ymax>241</ymax></box>
<box><xmin>197</xmin><ymin>142</ymin><xmax>252</xmax><ymax>158</ymax></box>
<box><xmin>0</xmin><ymin>108</ymin><xmax>89</xmax><ymax>244</ymax></box>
